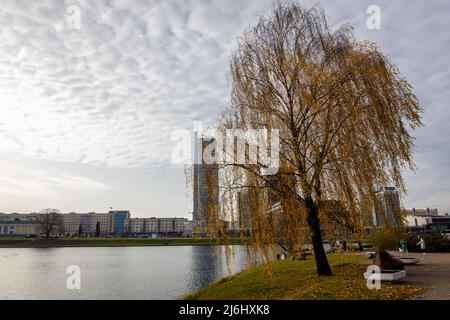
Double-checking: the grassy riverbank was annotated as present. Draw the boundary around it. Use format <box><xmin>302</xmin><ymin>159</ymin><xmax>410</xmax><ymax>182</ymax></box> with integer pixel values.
<box><xmin>185</xmin><ymin>253</ymin><xmax>426</xmax><ymax>300</ymax></box>
<box><xmin>0</xmin><ymin>237</ymin><xmax>246</xmax><ymax>248</ymax></box>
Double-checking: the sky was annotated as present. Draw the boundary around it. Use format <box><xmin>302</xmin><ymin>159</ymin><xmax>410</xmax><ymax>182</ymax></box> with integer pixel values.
<box><xmin>0</xmin><ymin>0</ymin><xmax>449</xmax><ymax>217</ymax></box>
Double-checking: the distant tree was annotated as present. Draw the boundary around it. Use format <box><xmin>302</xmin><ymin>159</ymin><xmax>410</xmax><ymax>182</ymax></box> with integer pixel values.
<box><xmin>78</xmin><ymin>223</ymin><xmax>83</xmax><ymax>236</ymax></box>
<box><xmin>38</xmin><ymin>209</ymin><xmax>61</xmax><ymax>240</ymax></box>
<box><xmin>95</xmin><ymin>221</ymin><xmax>101</xmax><ymax>237</ymax></box>
<box><xmin>211</xmin><ymin>3</ymin><xmax>423</xmax><ymax>276</ymax></box>
<box><xmin>369</xmin><ymin>226</ymin><xmax>406</xmax><ymax>250</ymax></box>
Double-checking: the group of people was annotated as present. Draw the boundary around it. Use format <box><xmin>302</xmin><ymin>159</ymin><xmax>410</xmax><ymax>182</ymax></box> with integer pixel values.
<box><xmin>399</xmin><ymin>236</ymin><xmax>426</xmax><ymax>255</ymax></box>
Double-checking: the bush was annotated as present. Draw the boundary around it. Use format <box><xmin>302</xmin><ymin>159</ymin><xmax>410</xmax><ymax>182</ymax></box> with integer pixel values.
<box><xmin>406</xmin><ymin>234</ymin><xmax>450</xmax><ymax>253</ymax></box>
<box><xmin>369</xmin><ymin>227</ymin><xmax>406</xmax><ymax>250</ymax></box>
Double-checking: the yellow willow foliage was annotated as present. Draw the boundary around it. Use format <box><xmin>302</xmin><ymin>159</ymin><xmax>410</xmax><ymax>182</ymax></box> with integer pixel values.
<box><xmin>187</xmin><ymin>3</ymin><xmax>423</xmax><ymax>273</ymax></box>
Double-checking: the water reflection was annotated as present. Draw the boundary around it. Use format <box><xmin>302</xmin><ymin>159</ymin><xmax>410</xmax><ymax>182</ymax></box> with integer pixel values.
<box><xmin>0</xmin><ymin>246</ymin><xmax>249</xmax><ymax>300</ymax></box>
<box><xmin>189</xmin><ymin>246</ymin><xmax>222</xmax><ymax>289</ymax></box>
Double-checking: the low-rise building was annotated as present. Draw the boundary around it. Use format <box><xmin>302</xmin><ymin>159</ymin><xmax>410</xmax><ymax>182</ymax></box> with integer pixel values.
<box><xmin>90</xmin><ymin>213</ymin><xmax>112</xmax><ymax>236</ymax></box>
<box><xmin>110</xmin><ymin>210</ymin><xmax>131</xmax><ymax>235</ymax></box>
<box><xmin>125</xmin><ymin>217</ymin><xmax>187</xmax><ymax>237</ymax></box>
<box><xmin>60</xmin><ymin>212</ymin><xmax>82</xmax><ymax>235</ymax></box>
<box><xmin>404</xmin><ymin>208</ymin><xmax>438</xmax><ymax>217</ymax></box>
<box><xmin>183</xmin><ymin>220</ymin><xmax>194</xmax><ymax>237</ymax></box>
<box><xmin>0</xmin><ymin>221</ymin><xmax>41</xmax><ymax>236</ymax></box>
<box><xmin>0</xmin><ymin>211</ymin><xmax>190</xmax><ymax>238</ymax></box>
<box><xmin>126</xmin><ymin>218</ymin><xmax>147</xmax><ymax>234</ymax></box>
<box><xmin>0</xmin><ymin>213</ymin><xmax>39</xmax><ymax>222</ymax></box>
<box><xmin>60</xmin><ymin>212</ymin><xmax>113</xmax><ymax>236</ymax></box>
<box><xmin>405</xmin><ymin>207</ymin><xmax>450</xmax><ymax>234</ymax></box>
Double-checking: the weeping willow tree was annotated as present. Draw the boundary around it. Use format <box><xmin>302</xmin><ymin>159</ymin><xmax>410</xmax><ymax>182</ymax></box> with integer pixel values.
<box><xmin>195</xmin><ymin>2</ymin><xmax>422</xmax><ymax>276</ymax></box>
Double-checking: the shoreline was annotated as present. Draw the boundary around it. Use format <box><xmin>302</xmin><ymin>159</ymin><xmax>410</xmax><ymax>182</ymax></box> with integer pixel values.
<box><xmin>185</xmin><ymin>253</ymin><xmax>427</xmax><ymax>300</ymax></box>
<box><xmin>0</xmin><ymin>237</ymin><xmax>247</xmax><ymax>248</ymax></box>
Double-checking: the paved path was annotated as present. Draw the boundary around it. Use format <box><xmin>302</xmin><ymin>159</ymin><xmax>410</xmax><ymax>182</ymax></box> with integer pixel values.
<box><xmin>389</xmin><ymin>252</ymin><xmax>450</xmax><ymax>300</ymax></box>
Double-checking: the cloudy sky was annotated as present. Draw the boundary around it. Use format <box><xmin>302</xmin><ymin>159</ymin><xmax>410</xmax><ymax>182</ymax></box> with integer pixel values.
<box><xmin>0</xmin><ymin>0</ymin><xmax>449</xmax><ymax>217</ymax></box>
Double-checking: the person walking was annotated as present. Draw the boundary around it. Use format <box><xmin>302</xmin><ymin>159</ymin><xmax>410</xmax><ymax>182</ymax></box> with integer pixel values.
<box><xmin>358</xmin><ymin>241</ymin><xmax>363</xmax><ymax>252</ymax></box>
<box><xmin>342</xmin><ymin>240</ymin><xmax>347</xmax><ymax>252</ymax></box>
<box><xmin>400</xmin><ymin>239</ymin><xmax>408</xmax><ymax>255</ymax></box>
<box><xmin>336</xmin><ymin>240</ymin><xmax>342</xmax><ymax>253</ymax></box>
<box><xmin>417</xmin><ymin>236</ymin><xmax>426</xmax><ymax>255</ymax></box>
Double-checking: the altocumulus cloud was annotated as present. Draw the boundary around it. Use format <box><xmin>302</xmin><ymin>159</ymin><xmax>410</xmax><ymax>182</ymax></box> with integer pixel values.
<box><xmin>0</xmin><ymin>0</ymin><xmax>274</xmax><ymax>169</ymax></box>
<box><xmin>0</xmin><ymin>0</ymin><xmax>449</xmax><ymax>213</ymax></box>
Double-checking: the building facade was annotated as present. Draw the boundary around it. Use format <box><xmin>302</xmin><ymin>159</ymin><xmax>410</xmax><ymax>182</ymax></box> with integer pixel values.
<box><xmin>110</xmin><ymin>210</ymin><xmax>131</xmax><ymax>235</ymax></box>
<box><xmin>405</xmin><ymin>208</ymin><xmax>450</xmax><ymax>235</ymax></box>
<box><xmin>124</xmin><ymin>217</ymin><xmax>187</xmax><ymax>237</ymax></box>
<box><xmin>374</xmin><ymin>187</ymin><xmax>402</xmax><ymax>227</ymax></box>
<box><xmin>404</xmin><ymin>208</ymin><xmax>438</xmax><ymax>217</ymax></box>
<box><xmin>193</xmin><ymin>137</ymin><xmax>219</xmax><ymax>236</ymax></box>
<box><xmin>60</xmin><ymin>212</ymin><xmax>82</xmax><ymax>235</ymax></box>
<box><xmin>0</xmin><ymin>213</ymin><xmax>39</xmax><ymax>222</ymax></box>
<box><xmin>237</xmin><ymin>189</ymin><xmax>254</xmax><ymax>236</ymax></box>
<box><xmin>0</xmin><ymin>211</ymin><xmax>190</xmax><ymax>238</ymax></box>
<box><xmin>0</xmin><ymin>221</ymin><xmax>41</xmax><ymax>236</ymax></box>
<box><xmin>59</xmin><ymin>212</ymin><xmax>114</xmax><ymax>236</ymax></box>
<box><xmin>183</xmin><ymin>220</ymin><xmax>194</xmax><ymax>237</ymax></box>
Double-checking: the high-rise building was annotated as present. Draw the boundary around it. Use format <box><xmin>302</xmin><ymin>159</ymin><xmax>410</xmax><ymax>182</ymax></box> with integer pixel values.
<box><xmin>374</xmin><ymin>187</ymin><xmax>402</xmax><ymax>227</ymax></box>
<box><xmin>237</xmin><ymin>189</ymin><xmax>254</xmax><ymax>236</ymax></box>
<box><xmin>193</xmin><ymin>137</ymin><xmax>219</xmax><ymax>236</ymax></box>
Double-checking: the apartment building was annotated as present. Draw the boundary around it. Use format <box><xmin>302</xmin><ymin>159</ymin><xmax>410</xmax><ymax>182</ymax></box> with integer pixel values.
<box><xmin>374</xmin><ymin>187</ymin><xmax>402</xmax><ymax>227</ymax></box>
<box><xmin>0</xmin><ymin>221</ymin><xmax>41</xmax><ymax>236</ymax></box>
<box><xmin>90</xmin><ymin>213</ymin><xmax>112</xmax><ymax>236</ymax></box>
<box><xmin>125</xmin><ymin>217</ymin><xmax>187</xmax><ymax>236</ymax></box>
<box><xmin>59</xmin><ymin>212</ymin><xmax>113</xmax><ymax>236</ymax></box>
<box><xmin>193</xmin><ymin>137</ymin><xmax>219</xmax><ymax>236</ymax></box>
<box><xmin>0</xmin><ymin>212</ymin><xmax>39</xmax><ymax>222</ymax></box>
<box><xmin>61</xmin><ymin>213</ymin><xmax>82</xmax><ymax>234</ymax></box>
<box><xmin>0</xmin><ymin>211</ymin><xmax>189</xmax><ymax>238</ymax></box>
<box><xmin>126</xmin><ymin>218</ymin><xmax>147</xmax><ymax>233</ymax></box>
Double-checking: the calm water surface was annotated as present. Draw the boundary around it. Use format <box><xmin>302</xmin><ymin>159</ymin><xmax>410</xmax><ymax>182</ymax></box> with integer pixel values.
<box><xmin>0</xmin><ymin>246</ymin><xmax>250</xmax><ymax>299</ymax></box>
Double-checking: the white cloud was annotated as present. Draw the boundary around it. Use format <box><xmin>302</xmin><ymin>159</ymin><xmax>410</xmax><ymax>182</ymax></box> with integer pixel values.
<box><xmin>0</xmin><ymin>159</ymin><xmax>109</xmax><ymax>198</ymax></box>
<box><xmin>0</xmin><ymin>0</ymin><xmax>449</xmax><ymax>214</ymax></box>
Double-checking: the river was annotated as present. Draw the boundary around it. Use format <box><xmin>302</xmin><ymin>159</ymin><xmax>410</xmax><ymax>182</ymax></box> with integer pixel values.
<box><xmin>0</xmin><ymin>245</ymin><xmax>250</xmax><ymax>299</ymax></box>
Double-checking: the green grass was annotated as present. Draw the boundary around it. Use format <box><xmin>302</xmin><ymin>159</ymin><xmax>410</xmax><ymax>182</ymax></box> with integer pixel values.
<box><xmin>0</xmin><ymin>237</ymin><xmax>246</xmax><ymax>248</ymax></box>
<box><xmin>185</xmin><ymin>253</ymin><xmax>426</xmax><ymax>300</ymax></box>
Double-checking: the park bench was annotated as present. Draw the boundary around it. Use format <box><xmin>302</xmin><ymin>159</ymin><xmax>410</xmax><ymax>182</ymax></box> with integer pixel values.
<box><xmin>363</xmin><ymin>269</ymin><xmax>406</xmax><ymax>283</ymax></box>
<box><xmin>393</xmin><ymin>257</ymin><xmax>420</xmax><ymax>265</ymax></box>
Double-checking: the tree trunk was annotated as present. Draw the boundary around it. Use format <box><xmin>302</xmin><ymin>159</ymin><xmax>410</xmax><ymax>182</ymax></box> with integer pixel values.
<box><xmin>306</xmin><ymin>197</ymin><xmax>332</xmax><ymax>276</ymax></box>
